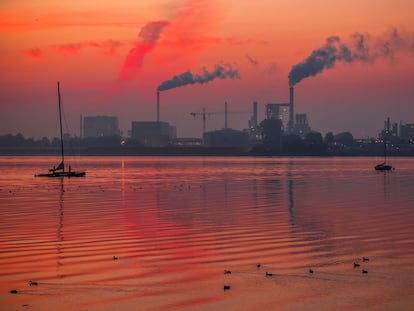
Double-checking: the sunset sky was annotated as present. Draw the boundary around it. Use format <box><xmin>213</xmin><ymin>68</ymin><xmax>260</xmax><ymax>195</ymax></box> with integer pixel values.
<box><xmin>1</xmin><ymin>0</ymin><xmax>413</xmax><ymax>139</ymax></box>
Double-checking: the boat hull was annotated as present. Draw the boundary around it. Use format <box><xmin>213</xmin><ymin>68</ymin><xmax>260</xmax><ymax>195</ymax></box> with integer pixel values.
<box><xmin>35</xmin><ymin>171</ymin><xmax>86</xmax><ymax>177</ymax></box>
<box><xmin>374</xmin><ymin>164</ymin><xmax>392</xmax><ymax>171</ymax></box>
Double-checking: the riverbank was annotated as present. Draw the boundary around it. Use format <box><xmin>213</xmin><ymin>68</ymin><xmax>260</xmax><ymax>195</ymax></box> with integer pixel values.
<box><xmin>1</xmin><ymin>145</ymin><xmax>414</xmax><ymax>156</ymax></box>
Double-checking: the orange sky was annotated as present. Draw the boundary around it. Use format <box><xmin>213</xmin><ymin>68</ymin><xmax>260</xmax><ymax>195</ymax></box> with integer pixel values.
<box><xmin>1</xmin><ymin>0</ymin><xmax>414</xmax><ymax>138</ymax></box>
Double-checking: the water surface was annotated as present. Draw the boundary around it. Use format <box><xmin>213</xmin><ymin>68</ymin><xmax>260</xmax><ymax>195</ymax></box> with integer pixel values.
<box><xmin>1</xmin><ymin>156</ymin><xmax>413</xmax><ymax>310</ymax></box>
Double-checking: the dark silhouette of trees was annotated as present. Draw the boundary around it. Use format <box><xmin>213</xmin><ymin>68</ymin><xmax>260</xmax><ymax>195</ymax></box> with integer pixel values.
<box><xmin>304</xmin><ymin>131</ymin><xmax>326</xmax><ymax>154</ymax></box>
<box><xmin>39</xmin><ymin>137</ymin><xmax>50</xmax><ymax>147</ymax></box>
<box><xmin>82</xmin><ymin>135</ymin><xmax>122</xmax><ymax>148</ymax></box>
<box><xmin>334</xmin><ymin>132</ymin><xmax>354</xmax><ymax>146</ymax></box>
<box><xmin>0</xmin><ymin>133</ymin><xmax>122</xmax><ymax>150</ymax></box>
<box><xmin>324</xmin><ymin>132</ymin><xmax>334</xmax><ymax>144</ymax></box>
<box><xmin>259</xmin><ymin>118</ymin><xmax>283</xmax><ymax>153</ymax></box>
<box><xmin>0</xmin><ymin>133</ymin><xmax>25</xmax><ymax>147</ymax></box>
<box><xmin>282</xmin><ymin>134</ymin><xmax>304</xmax><ymax>153</ymax></box>
<box><xmin>2</xmin><ymin>129</ymin><xmax>413</xmax><ymax>156</ymax></box>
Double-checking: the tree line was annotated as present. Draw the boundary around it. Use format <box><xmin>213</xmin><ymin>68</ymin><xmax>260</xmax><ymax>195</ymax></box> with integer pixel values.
<box><xmin>1</xmin><ymin>125</ymin><xmax>412</xmax><ymax>156</ymax></box>
<box><xmin>250</xmin><ymin>118</ymin><xmax>406</xmax><ymax>156</ymax></box>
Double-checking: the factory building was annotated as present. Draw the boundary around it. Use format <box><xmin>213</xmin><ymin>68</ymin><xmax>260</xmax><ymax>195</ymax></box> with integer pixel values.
<box><xmin>248</xmin><ymin>101</ymin><xmax>261</xmax><ymax>142</ymax></box>
<box><xmin>293</xmin><ymin>113</ymin><xmax>311</xmax><ymax>138</ymax></box>
<box><xmin>400</xmin><ymin>123</ymin><xmax>414</xmax><ymax>141</ymax></box>
<box><xmin>203</xmin><ymin>128</ymin><xmax>249</xmax><ymax>148</ymax></box>
<box><xmin>263</xmin><ymin>86</ymin><xmax>313</xmax><ymax>137</ymax></box>
<box><xmin>83</xmin><ymin>116</ymin><xmax>120</xmax><ymax>138</ymax></box>
<box><xmin>262</xmin><ymin>86</ymin><xmax>295</xmax><ymax>132</ymax></box>
<box><xmin>265</xmin><ymin>103</ymin><xmax>290</xmax><ymax>130</ymax></box>
<box><xmin>379</xmin><ymin>117</ymin><xmax>398</xmax><ymax>142</ymax></box>
<box><xmin>248</xmin><ymin>101</ymin><xmax>258</xmax><ymax>129</ymax></box>
<box><xmin>131</xmin><ymin>121</ymin><xmax>176</xmax><ymax>146</ymax></box>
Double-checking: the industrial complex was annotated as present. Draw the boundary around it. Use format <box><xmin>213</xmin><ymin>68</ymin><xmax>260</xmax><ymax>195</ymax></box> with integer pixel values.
<box><xmin>81</xmin><ymin>86</ymin><xmax>315</xmax><ymax>148</ymax></box>
<box><xmin>77</xmin><ymin>86</ymin><xmax>414</xmax><ymax>153</ymax></box>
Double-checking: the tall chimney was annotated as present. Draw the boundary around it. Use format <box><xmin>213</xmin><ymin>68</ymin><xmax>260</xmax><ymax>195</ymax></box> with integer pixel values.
<box><xmin>157</xmin><ymin>91</ymin><xmax>160</xmax><ymax>122</ymax></box>
<box><xmin>224</xmin><ymin>101</ymin><xmax>228</xmax><ymax>129</ymax></box>
<box><xmin>253</xmin><ymin>101</ymin><xmax>258</xmax><ymax>128</ymax></box>
<box><xmin>289</xmin><ymin>86</ymin><xmax>294</xmax><ymax>133</ymax></box>
<box><xmin>80</xmin><ymin>114</ymin><xmax>83</xmax><ymax>139</ymax></box>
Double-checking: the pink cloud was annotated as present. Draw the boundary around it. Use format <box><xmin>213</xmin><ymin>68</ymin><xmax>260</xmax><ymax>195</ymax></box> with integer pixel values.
<box><xmin>116</xmin><ymin>0</ymin><xmax>270</xmax><ymax>82</ymax></box>
<box><xmin>51</xmin><ymin>43</ymin><xmax>83</xmax><ymax>55</ymax></box>
<box><xmin>118</xmin><ymin>21</ymin><xmax>170</xmax><ymax>80</ymax></box>
<box><xmin>23</xmin><ymin>48</ymin><xmax>43</xmax><ymax>58</ymax></box>
<box><xmin>50</xmin><ymin>40</ymin><xmax>124</xmax><ymax>56</ymax></box>
<box><xmin>224</xmin><ymin>38</ymin><xmax>271</xmax><ymax>46</ymax></box>
<box><xmin>87</xmin><ymin>40</ymin><xmax>124</xmax><ymax>55</ymax></box>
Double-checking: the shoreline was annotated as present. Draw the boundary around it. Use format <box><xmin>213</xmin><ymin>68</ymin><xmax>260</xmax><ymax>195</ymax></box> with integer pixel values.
<box><xmin>1</xmin><ymin>147</ymin><xmax>414</xmax><ymax>157</ymax></box>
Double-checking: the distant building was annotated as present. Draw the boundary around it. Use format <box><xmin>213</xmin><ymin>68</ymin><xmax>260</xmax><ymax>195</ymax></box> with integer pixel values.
<box><xmin>84</xmin><ymin>116</ymin><xmax>119</xmax><ymax>138</ymax></box>
<box><xmin>400</xmin><ymin>123</ymin><xmax>414</xmax><ymax>141</ymax></box>
<box><xmin>203</xmin><ymin>128</ymin><xmax>249</xmax><ymax>148</ymax></box>
<box><xmin>379</xmin><ymin>117</ymin><xmax>399</xmax><ymax>142</ymax></box>
<box><xmin>265</xmin><ymin>103</ymin><xmax>289</xmax><ymax>130</ymax></box>
<box><xmin>248</xmin><ymin>101</ymin><xmax>258</xmax><ymax>129</ymax></box>
<box><xmin>247</xmin><ymin>101</ymin><xmax>261</xmax><ymax>142</ymax></box>
<box><xmin>293</xmin><ymin>113</ymin><xmax>311</xmax><ymax>138</ymax></box>
<box><xmin>172</xmin><ymin>138</ymin><xmax>203</xmax><ymax>146</ymax></box>
<box><xmin>131</xmin><ymin>121</ymin><xmax>176</xmax><ymax>146</ymax></box>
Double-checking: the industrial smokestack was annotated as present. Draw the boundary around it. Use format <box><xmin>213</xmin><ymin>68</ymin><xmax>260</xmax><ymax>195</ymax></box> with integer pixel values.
<box><xmin>224</xmin><ymin>101</ymin><xmax>228</xmax><ymax>129</ymax></box>
<box><xmin>80</xmin><ymin>114</ymin><xmax>83</xmax><ymax>139</ymax></box>
<box><xmin>289</xmin><ymin>87</ymin><xmax>294</xmax><ymax>133</ymax></box>
<box><xmin>157</xmin><ymin>91</ymin><xmax>160</xmax><ymax>122</ymax></box>
<box><xmin>253</xmin><ymin>101</ymin><xmax>258</xmax><ymax>128</ymax></box>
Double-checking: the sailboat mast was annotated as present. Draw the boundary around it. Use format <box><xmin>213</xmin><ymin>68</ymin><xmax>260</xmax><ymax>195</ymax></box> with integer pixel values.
<box><xmin>57</xmin><ymin>81</ymin><xmax>64</xmax><ymax>171</ymax></box>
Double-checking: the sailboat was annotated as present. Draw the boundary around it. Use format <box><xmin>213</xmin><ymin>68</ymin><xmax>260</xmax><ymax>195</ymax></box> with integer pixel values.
<box><xmin>35</xmin><ymin>82</ymin><xmax>85</xmax><ymax>177</ymax></box>
<box><xmin>374</xmin><ymin>138</ymin><xmax>393</xmax><ymax>171</ymax></box>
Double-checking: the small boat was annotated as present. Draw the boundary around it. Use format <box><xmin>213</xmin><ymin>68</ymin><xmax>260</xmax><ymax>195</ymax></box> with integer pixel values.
<box><xmin>35</xmin><ymin>82</ymin><xmax>85</xmax><ymax>178</ymax></box>
<box><xmin>374</xmin><ymin>162</ymin><xmax>392</xmax><ymax>171</ymax></box>
<box><xmin>35</xmin><ymin>168</ymin><xmax>85</xmax><ymax>177</ymax></box>
<box><xmin>375</xmin><ymin>136</ymin><xmax>393</xmax><ymax>171</ymax></box>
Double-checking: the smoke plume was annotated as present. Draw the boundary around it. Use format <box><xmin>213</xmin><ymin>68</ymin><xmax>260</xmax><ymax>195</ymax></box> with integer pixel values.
<box><xmin>157</xmin><ymin>63</ymin><xmax>239</xmax><ymax>91</ymax></box>
<box><xmin>288</xmin><ymin>28</ymin><xmax>414</xmax><ymax>86</ymax></box>
<box><xmin>118</xmin><ymin>21</ymin><xmax>169</xmax><ymax>80</ymax></box>
<box><xmin>245</xmin><ymin>53</ymin><xmax>259</xmax><ymax>66</ymax></box>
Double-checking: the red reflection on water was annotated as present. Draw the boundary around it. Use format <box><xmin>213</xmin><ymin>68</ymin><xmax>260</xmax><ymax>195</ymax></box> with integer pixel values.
<box><xmin>1</xmin><ymin>156</ymin><xmax>414</xmax><ymax>310</ymax></box>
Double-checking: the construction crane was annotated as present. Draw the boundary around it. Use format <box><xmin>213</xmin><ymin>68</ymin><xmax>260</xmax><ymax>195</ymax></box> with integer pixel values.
<box><xmin>190</xmin><ymin>102</ymin><xmax>249</xmax><ymax>136</ymax></box>
<box><xmin>190</xmin><ymin>108</ymin><xmax>222</xmax><ymax>136</ymax></box>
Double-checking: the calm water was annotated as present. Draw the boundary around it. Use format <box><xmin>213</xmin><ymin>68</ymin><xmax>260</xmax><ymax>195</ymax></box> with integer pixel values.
<box><xmin>1</xmin><ymin>156</ymin><xmax>414</xmax><ymax>310</ymax></box>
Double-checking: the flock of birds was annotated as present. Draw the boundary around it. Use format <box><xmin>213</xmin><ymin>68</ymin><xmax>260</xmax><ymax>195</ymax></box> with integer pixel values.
<box><xmin>9</xmin><ymin>256</ymin><xmax>370</xmax><ymax>294</ymax></box>
<box><xmin>222</xmin><ymin>257</ymin><xmax>370</xmax><ymax>291</ymax></box>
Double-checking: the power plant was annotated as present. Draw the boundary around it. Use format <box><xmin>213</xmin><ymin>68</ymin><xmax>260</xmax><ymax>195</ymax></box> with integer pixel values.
<box><xmin>157</xmin><ymin>91</ymin><xmax>160</xmax><ymax>122</ymax></box>
<box><xmin>289</xmin><ymin>86</ymin><xmax>294</xmax><ymax>133</ymax></box>
<box><xmin>129</xmin><ymin>86</ymin><xmax>308</xmax><ymax>146</ymax></box>
<box><xmin>73</xmin><ymin>85</ymin><xmax>414</xmax><ymax>153</ymax></box>
<box><xmin>262</xmin><ymin>86</ymin><xmax>310</xmax><ymax>137</ymax></box>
